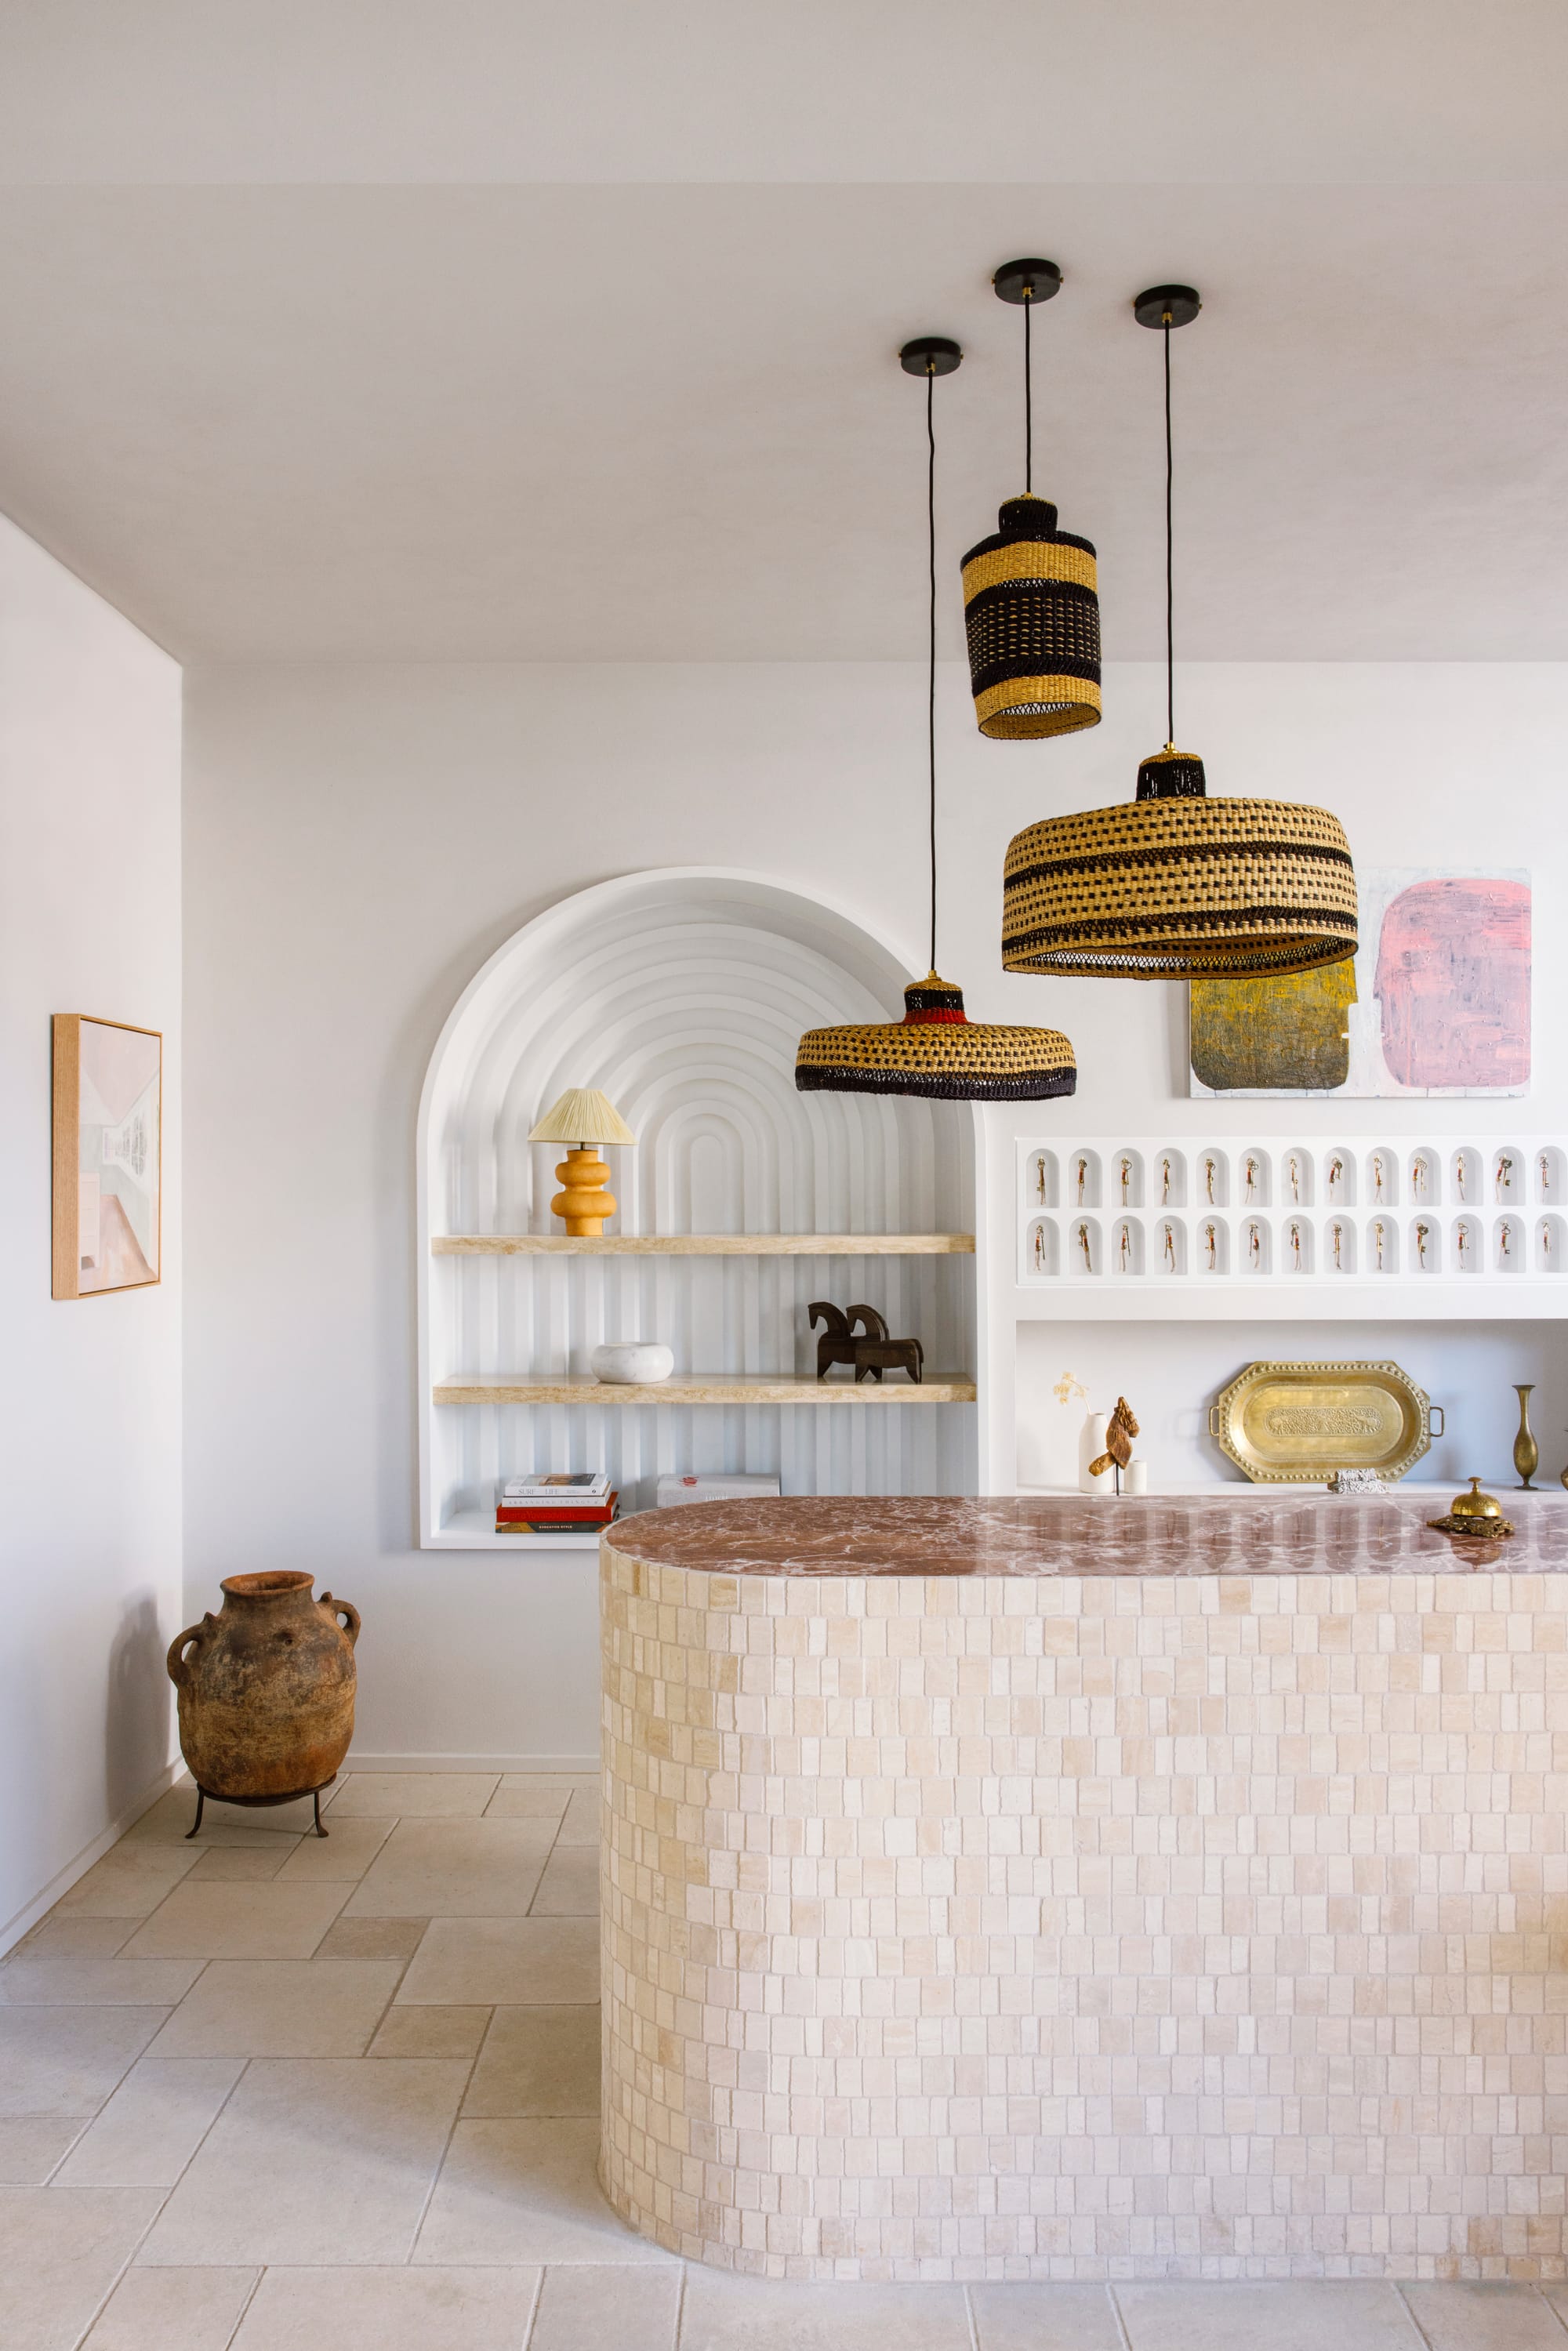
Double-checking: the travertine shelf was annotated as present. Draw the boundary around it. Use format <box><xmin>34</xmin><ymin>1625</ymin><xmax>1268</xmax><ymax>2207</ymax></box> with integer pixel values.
<box><xmin>434</xmin><ymin>1372</ymin><xmax>975</xmax><ymax>1405</ymax></box>
<box><xmin>432</xmin><ymin>1232</ymin><xmax>975</xmax><ymax>1255</ymax></box>
<box><xmin>601</xmin><ymin>1493</ymin><xmax>1568</xmax><ymax>2281</ymax></box>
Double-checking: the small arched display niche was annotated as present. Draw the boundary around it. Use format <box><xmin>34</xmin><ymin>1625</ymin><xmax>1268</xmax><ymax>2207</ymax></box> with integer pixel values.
<box><xmin>418</xmin><ymin>869</ymin><xmax>981</xmax><ymax>1546</ymax></box>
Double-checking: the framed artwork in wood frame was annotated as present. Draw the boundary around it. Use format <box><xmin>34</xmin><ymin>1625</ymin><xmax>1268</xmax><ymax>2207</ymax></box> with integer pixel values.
<box><xmin>52</xmin><ymin>1015</ymin><xmax>162</xmax><ymax>1299</ymax></box>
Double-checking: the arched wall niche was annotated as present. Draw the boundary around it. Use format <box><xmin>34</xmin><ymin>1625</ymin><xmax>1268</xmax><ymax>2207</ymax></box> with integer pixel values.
<box><xmin>418</xmin><ymin>868</ymin><xmax>980</xmax><ymax>1544</ymax></box>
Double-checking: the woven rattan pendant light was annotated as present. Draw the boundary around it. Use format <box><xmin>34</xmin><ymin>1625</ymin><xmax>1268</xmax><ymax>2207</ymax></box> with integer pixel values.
<box><xmin>796</xmin><ymin>339</ymin><xmax>1075</xmax><ymax>1102</ymax></box>
<box><xmin>961</xmin><ymin>260</ymin><xmax>1102</xmax><ymax>739</ymax></box>
<box><xmin>1000</xmin><ymin>284</ymin><xmax>1359</xmax><ymax>979</ymax></box>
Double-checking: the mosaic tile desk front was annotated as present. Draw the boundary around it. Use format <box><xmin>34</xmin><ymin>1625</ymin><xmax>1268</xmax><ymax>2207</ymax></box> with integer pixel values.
<box><xmin>600</xmin><ymin>1497</ymin><xmax>1568</xmax><ymax>2281</ymax></box>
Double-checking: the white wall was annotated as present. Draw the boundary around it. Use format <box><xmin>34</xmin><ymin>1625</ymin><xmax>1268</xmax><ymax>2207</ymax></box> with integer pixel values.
<box><xmin>0</xmin><ymin>515</ymin><xmax>183</xmax><ymax>1948</ymax></box>
<box><xmin>182</xmin><ymin>659</ymin><xmax>1568</xmax><ymax>1765</ymax></box>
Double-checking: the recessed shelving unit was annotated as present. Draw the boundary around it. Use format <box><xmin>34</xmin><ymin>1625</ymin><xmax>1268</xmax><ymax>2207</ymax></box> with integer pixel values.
<box><xmin>417</xmin><ymin>870</ymin><xmax>981</xmax><ymax>1549</ymax></box>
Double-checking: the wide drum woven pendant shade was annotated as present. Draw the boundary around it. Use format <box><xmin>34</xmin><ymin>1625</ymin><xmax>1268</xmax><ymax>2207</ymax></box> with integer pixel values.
<box><xmin>961</xmin><ymin>495</ymin><xmax>1102</xmax><ymax>738</ymax></box>
<box><xmin>796</xmin><ymin>974</ymin><xmax>1075</xmax><ymax>1101</ymax></box>
<box><xmin>1001</xmin><ymin>791</ymin><xmax>1358</xmax><ymax>980</ymax></box>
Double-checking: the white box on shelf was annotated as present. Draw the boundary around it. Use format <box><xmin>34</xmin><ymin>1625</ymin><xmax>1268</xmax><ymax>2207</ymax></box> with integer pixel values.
<box><xmin>656</xmin><ymin>1473</ymin><xmax>782</xmax><ymax>1507</ymax></box>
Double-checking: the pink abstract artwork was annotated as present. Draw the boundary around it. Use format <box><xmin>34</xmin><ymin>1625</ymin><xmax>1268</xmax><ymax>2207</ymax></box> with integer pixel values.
<box><xmin>1374</xmin><ymin>876</ymin><xmax>1530</xmax><ymax>1090</ymax></box>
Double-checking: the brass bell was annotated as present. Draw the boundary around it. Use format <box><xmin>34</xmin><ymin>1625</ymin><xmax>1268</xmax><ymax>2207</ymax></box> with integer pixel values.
<box><xmin>1449</xmin><ymin>1476</ymin><xmax>1502</xmax><ymax>1520</ymax></box>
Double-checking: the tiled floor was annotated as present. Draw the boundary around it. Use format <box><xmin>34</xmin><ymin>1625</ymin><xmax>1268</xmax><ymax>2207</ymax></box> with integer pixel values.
<box><xmin>5</xmin><ymin>1776</ymin><xmax>1568</xmax><ymax>2349</ymax></box>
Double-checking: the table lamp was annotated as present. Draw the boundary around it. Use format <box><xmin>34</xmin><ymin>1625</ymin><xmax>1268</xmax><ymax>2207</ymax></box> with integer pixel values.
<box><xmin>528</xmin><ymin>1089</ymin><xmax>637</xmax><ymax>1236</ymax></box>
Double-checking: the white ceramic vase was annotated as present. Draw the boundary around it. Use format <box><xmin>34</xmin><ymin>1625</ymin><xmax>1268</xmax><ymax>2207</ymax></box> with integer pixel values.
<box><xmin>591</xmin><ymin>1341</ymin><xmax>674</xmax><ymax>1386</ymax></box>
<box><xmin>1078</xmin><ymin>1411</ymin><xmax>1111</xmax><ymax>1497</ymax></box>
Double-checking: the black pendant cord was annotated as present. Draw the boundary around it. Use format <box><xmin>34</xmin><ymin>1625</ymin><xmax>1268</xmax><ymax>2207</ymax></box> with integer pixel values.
<box><xmin>926</xmin><ymin>358</ymin><xmax>938</xmax><ymax>977</ymax></box>
<box><xmin>1023</xmin><ymin>290</ymin><xmax>1033</xmax><ymax>495</ymax></box>
<box><xmin>1163</xmin><ymin>315</ymin><xmax>1174</xmax><ymax>748</ymax></box>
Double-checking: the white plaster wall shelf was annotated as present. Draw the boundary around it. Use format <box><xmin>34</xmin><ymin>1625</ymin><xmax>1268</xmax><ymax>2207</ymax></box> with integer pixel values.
<box><xmin>417</xmin><ymin>869</ymin><xmax>983</xmax><ymax>1549</ymax></box>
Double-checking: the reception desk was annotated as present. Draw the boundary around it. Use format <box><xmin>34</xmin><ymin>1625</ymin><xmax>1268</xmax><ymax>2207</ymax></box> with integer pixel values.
<box><xmin>598</xmin><ymin>1494</ymin><xmax>1568</xmax><ymax>2282</ymax></box>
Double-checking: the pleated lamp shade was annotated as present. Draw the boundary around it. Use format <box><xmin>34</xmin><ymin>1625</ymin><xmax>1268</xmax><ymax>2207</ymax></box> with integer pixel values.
<box><xmin>528</xmin><ymin>1088</ymin><xmax>637</xmax><ymax>1146</ymax></box>
<box><xmin>961</xmin><ymin>495</ymin><xmax>1102</xmax><ymax>738</ymax></box>
<box><xmin>796</xmin><ymin>973</ymin><xmax>1076</xmax><ymax>1101</ymax></box>
<box><xmin>1001</xmin><ymin>768</ymin><xmax>1359</xmax><ymax>980</ymax></box>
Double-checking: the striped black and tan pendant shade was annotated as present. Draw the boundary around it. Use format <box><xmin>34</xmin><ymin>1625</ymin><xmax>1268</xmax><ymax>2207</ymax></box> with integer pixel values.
<box><xmin>796</xmin><ymin>334</ymin><xmax>1076</xmax><ymax>1102</ymax></box>
<box><xmin>797</xmin><ymin>972</ymin><xmax>1075</xmax><ymax>1101</ymax></box>
<box><xmin>962</xmin><ymin>494</ymin><xmax>1102</xmax><ymax>738</ymax></box>
<box><xmin>963</xmin><ymin>260</ymin><xmax>1101</xmax><ymax>739</ymax></box>
<box><xmin>1001</xmin><ymin>284</ymin><xmax>1357</xmax><ymax>980</ymax></box>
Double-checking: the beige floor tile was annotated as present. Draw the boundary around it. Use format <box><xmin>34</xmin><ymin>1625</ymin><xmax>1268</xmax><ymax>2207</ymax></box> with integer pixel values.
<box><xmin>0</xmin><ymin>2184</ymin><xmax>165</xmax><ymax>2351</ymax></box>
<box><xmin>84</xmin><ymin>2264</ymin><xmax>260</xmax><ymax>2351</ymax></box>
<box><xmin>531</xmin><ymin>2262</ymin><xmax>680</xmax><ymax>2350</ymax></box>
<box><xmin>345</xmin><ymin>1818</ymin><xmax>553</xmax><ymax>1919</ymax></box>
<box><xmin>124</xmin><ymin>1789</ymin><xmax>317</xmax><ymax>1845</ymax></box>
<box><xmin>413</xmin><ymin>2117</ymin><xmax>677</xmax><ymax>2266</ymax></box>
<box><xmin>232</xmin><ymin>2264</ymin><xmax>540</xmax><ymax>2349</ymax></box>
<box><xmin>55</xmin><ymin>1847</ymin><xmax>201</xmax><ymax>1919</ymax></box>
<box><xmin>398</xmin><ymin>1917</ymin><xmax>599</xmax><ymax>2006</ymax></box>
<box><xmin>148</xmin><ymin>1959</ymin><xmax>403</xmax><ymax>2058</ymax></box>
<box><xmin>55</xmin><ymin>2058</ymin><xmax>244</xmax><ymax>2186</ymax></box>
<box><xmin>528</xmin><ymin>1847</ymin><xmax>599</xmax><ymax>1917</ymax></box>
<box><xmin>369</xmin><ymin>2005</ymin><xmax>492</xmax><ymax>2060</ymax></box>
<box><xmin>0</xmin><ymin>1956</ymin><xmax>203</xmax><ymax>2007</ymax></box>
<box><xmin>18</xmin><ymin>1918</ymin><xmax>137</xmax><ymax>1957</ymax></box>
<box><xmin>484</xmin><ymin>1778</ymin><xmax>573</xmax><ymax>1821</ymax></box>
<box><xmin>185</xmin><ymin>1845</ymin><xmax>296</xmax><ymax>1882</ymax></box>
<box><xmin>1115</xmin><ymin>2284</ymin><xmax>1423</xmax><ymax>2351</ymax></box>
<box><xmin>463</xmin><ymin>2006</ymin><xmax>599</xmax><ymax>2117</ymax></box>
<box><xmin>680</xmin><ymin>2270</ymin><xmax>970</xmax><ymax>2348</ymax></box>
<box><xmin>0</xmin><ymin>2118</ymin><xmax>82</xmax><ymax>2182</ymax></box>
<box><xmin>121</xmin><ymin>1881</ymin><xmax>348</xmax><ymax>1961</ymax></box>
<box><xmin>140</xmin><ymin>2058</ymin><xmax>468</xmax><ymax>2266</ymax></box>
<box><xmin>329</xmin><ymin>1774</ymin><xmax>500</xmax><ymax>1818</ymax></box>
<box><xmin>0</xmin><ymin>2008</ymin><xmax>167</xmax><ymax>2119</ymax></box>
<box><xmin>1446</xmin><ymin>2286</ymin><xmax>1568</xmax><ymax>2351</ymax></box>
<box><xmin>315</xmin><ymin>1915</ymin><xmax>427</xmax><ymax>1962</ymax></box>
<box><xmin>274</xmin><ymin>1817</ymin><xmax>393</xmax><ymax>1881</ymax></box>
<box><xmin>554</xmin><ymin>1788</ymin><xmax>600</xmax><ymax>1846</ymax></box>
<box><xmin>973</xmin><ymin>2283</ymin><xmax>1124</xmax><ymax>2351</ymax></box>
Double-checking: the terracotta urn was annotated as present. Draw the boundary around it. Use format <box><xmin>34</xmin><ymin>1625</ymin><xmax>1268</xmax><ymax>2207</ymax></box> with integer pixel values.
<box><xmin>167</xmin><ymin>1572</ymin><xmax>360</xmax><ymax>1803</ymax></box>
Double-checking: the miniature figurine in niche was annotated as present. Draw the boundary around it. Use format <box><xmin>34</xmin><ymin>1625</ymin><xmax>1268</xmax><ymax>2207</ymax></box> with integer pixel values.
<box><xmin>1454</xmin><ymin>1151</ymin><xmax>1468</xmax><ymax>1197</ymax></box>
<box><xmin>1412</xmin><ymin>1154</ymin><xmax>1428</xmax><ymax>1199</ymax></box>
<box><xmin>1204</xmin><ymin>1221</ymin><xmax>1218</xmax><ymax>1270</ymax></box>
<box><xmin>1118</xmin><ymin>1224</ymin><xmax>1131</xmax><ymax>1272</ymax></box>
<box><xmin>1288</xmin><ymin>1154</ymin><xmax>1301</xmax><ymax>1203</ymax></box>
<box><xmin>1289</xmin><ymin>1221</ymin><xmax>1302</xmax><ymax>1271</ymax></box>
<box><xmin>1501</xmin><ymin>1224</ymin><xmax>1512</xmax><ymax>1264</ymax></box>
<box><xmin>1033</xmin><ymin>1224</ymin><xmax>1045</xmax><ymax>1272</ymax></box>
<box><xmin>1374</xmin><ymin>1218</ymin><xmax>1386</xmax><ymax>1269</ymax></box>
<box><xmin>1541</xmin><ymin>1155</ymin><xmax>1551</xmax><ymax>1199</ymax></box>
<box><xmin>1247</xmin><ymin>1222</ymin><xmax>1261</xmax><ymax>1270</ymax></box>
<box><xmin>1457</xmin><ymin>1222</ymin><xmax>1471</xmax><ymax>1269</ymax></box>
<box><xmin>1415</xmin><ymin>1220</ymin><xmax>1430</xmax><ymax>1269</ymax></box>
<box><xmin>1497</xmin><ymin>1152</ymin><xmax>1514</xmax><ymax>1197</ymax></box>
<box><xmin>1163</xmin><ymin>1223</ymin><xmax>1176</xmax><ymax>1271</ymax></box>
<box><xmin>1076</xmin><ymin>1222</ymin><xmax>1093</xmax><ymax>1272</ymax></box>
<box><xmin>1088</xmin><ymin>1395</ymin><xmax>1139</xmax><ymax>1487</ymax></box>
<box><xmin>1161</xmin><ymin>1156</ymin><xmax>1172</xmax><ymax>1205</ymax></box>
<box><xmin>1542</xmin><ymin>1221</ymin><xmax>1552</xmax><ymax>1265</ymax></box>
<box><xmin>1076</xmin><ymin>1156</ymin><xmax>1088</xmax><ymax>1205</ymax></box>
<box><xmin>1120</xmin><ymin>1156</ymin><xmax>1132</xmax><ymax>1205</ymax></box>
<box><xmin>1036</xmin><ymin>1156</ymin><xmax>1047</xmax><ymax>1203</ymax></box>
<box><xmin>808</xmin><ymin>1301</ymin><xmax>923</xmax><ymax>1384</ymax></box>
<box><xmin>1243</xmin><ymin>1154</ymin><xmax>1258</xmax><ymax>1202</ymax></box>
<box><xmin>1372</xmin><ymin>1153</ymin><xmax>1385</xmax><ymax>1202</ymax></box>
<box><xmin>1204</xmin><ymin>1156</ymin><xmax>1216</xmax><ymax>1203</ymax></box>
<box><xmin>1328</xmin><ymin>1154</ymin><xmax>1345</xmax><ymax>1196</ymax></box>
<box><xmin>1331</xmin><ymin>1221</ymin><xmax>1344</xmax><ymax>1270</ymax></box>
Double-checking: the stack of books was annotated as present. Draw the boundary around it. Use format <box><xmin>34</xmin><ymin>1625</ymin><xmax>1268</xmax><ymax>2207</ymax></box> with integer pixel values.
<box><xmin>495</xmin><ymin>1472</ymin><xmax>618</xmax><ymax>1536</ymax></box>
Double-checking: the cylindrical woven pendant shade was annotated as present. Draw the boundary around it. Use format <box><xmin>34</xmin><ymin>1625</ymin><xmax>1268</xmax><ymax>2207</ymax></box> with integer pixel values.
<box><xmin>961</xmin><ymin>495</ymin><xmax>1102</xmax><ymax>738</ymax></box>
<box><xmin>796</xmin><ymin>974</ymin><xmax>1076</xmax><ymax>1101</ymax></box>
<box><xmin>1002</xmin><ymin>789</ymin><xmax>1358</xmax><ymax>980</ymax></box>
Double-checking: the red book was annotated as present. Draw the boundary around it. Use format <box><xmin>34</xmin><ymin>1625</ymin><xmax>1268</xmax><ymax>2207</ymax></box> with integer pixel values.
<box><xmin>495</xmin><ymin>1497</ymin><xmax>616</xmax><ymax>1526</ymax></box>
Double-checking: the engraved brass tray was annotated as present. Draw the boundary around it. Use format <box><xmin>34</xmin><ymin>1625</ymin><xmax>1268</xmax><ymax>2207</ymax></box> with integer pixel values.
<box><xmin>1207</xmin><ymin>1359</ymin><xmax>1442</xmax><ymax>1484</ymax></box>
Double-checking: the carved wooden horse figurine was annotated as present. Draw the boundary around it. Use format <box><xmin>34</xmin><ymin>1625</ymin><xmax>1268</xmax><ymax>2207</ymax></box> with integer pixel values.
<box><xmin>808</xmin><ymin>1301</ymin><xmax>860</xmax><ymax>1380</ymax></box>
<box><xmin>847</xmin><ymin>1304</ymin><xmax>924</xmax><ymax>1384</ymax></box>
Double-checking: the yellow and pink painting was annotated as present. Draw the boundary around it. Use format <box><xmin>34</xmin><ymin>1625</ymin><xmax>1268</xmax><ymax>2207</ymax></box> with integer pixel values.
<box><xmin>1192</xmin><ymin>869</ymin><xmax>1530</xmax><ymax>1097</ymax></box>
<box><xmin>52</xmin><ymin>1016</ymin><xmax>162</xmax><ymax>1298</ymax></box>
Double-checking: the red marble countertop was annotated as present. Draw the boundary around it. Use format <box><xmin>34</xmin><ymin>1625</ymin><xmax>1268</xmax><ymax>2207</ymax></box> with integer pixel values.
<box><xmin>605</xmin><ymin>1491</ymin><xmax>1567</xmax><ymax>1577</ymax></box>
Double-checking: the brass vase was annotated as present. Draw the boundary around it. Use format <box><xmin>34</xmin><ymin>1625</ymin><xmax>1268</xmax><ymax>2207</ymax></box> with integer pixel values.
<box><xmin>1513</xmin><ymin>1384</ymin><xmax>1539</xmax><ymax>1491</ymax></box>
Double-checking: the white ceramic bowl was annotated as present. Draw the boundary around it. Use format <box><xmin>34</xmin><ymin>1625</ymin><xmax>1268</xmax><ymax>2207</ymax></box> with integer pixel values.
<box><xmin>590</xmin><ymin>1341</ymin><xmax>674</xmax><ymax>1386</ymax></box>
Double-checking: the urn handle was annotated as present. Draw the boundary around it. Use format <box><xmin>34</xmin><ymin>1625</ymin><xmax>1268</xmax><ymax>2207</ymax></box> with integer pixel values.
<box><xmin>166</xmin><ymin>1616</ymin><xmax>213</xmax><ymax>1690</ymax></box>
<box><xmin>321</xmin><ymin>1592</ymin><xmax>361</xmax><ymax>1648</ymax></box>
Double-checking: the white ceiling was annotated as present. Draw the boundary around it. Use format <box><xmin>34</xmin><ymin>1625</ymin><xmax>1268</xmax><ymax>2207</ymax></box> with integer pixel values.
<box><xmin>0</xmin><ymin>5</ymin><xmax>1566</xmax><ymax>664</ymax></box>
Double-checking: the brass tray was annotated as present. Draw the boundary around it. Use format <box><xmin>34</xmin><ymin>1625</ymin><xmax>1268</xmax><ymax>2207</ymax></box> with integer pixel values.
<box><xmin>1207</xmin><ymin>1359</ymin><xmax>1442</xmax><ymax>1485</ymax></box>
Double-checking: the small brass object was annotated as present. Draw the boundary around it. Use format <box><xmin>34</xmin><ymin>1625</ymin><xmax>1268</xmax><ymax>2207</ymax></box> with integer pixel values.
<box><xmin>1449</xmin><ymin>1476</ymin><xmax>1502</xmax><ymax>1520</ymax></box>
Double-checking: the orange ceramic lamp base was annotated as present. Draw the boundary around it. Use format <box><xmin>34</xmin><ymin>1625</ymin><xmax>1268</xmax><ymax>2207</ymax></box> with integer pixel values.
<box><xmin>551</xmin><ymin>1147</ymin><xmax>617</xmax><ymax>1236</ymax></box>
